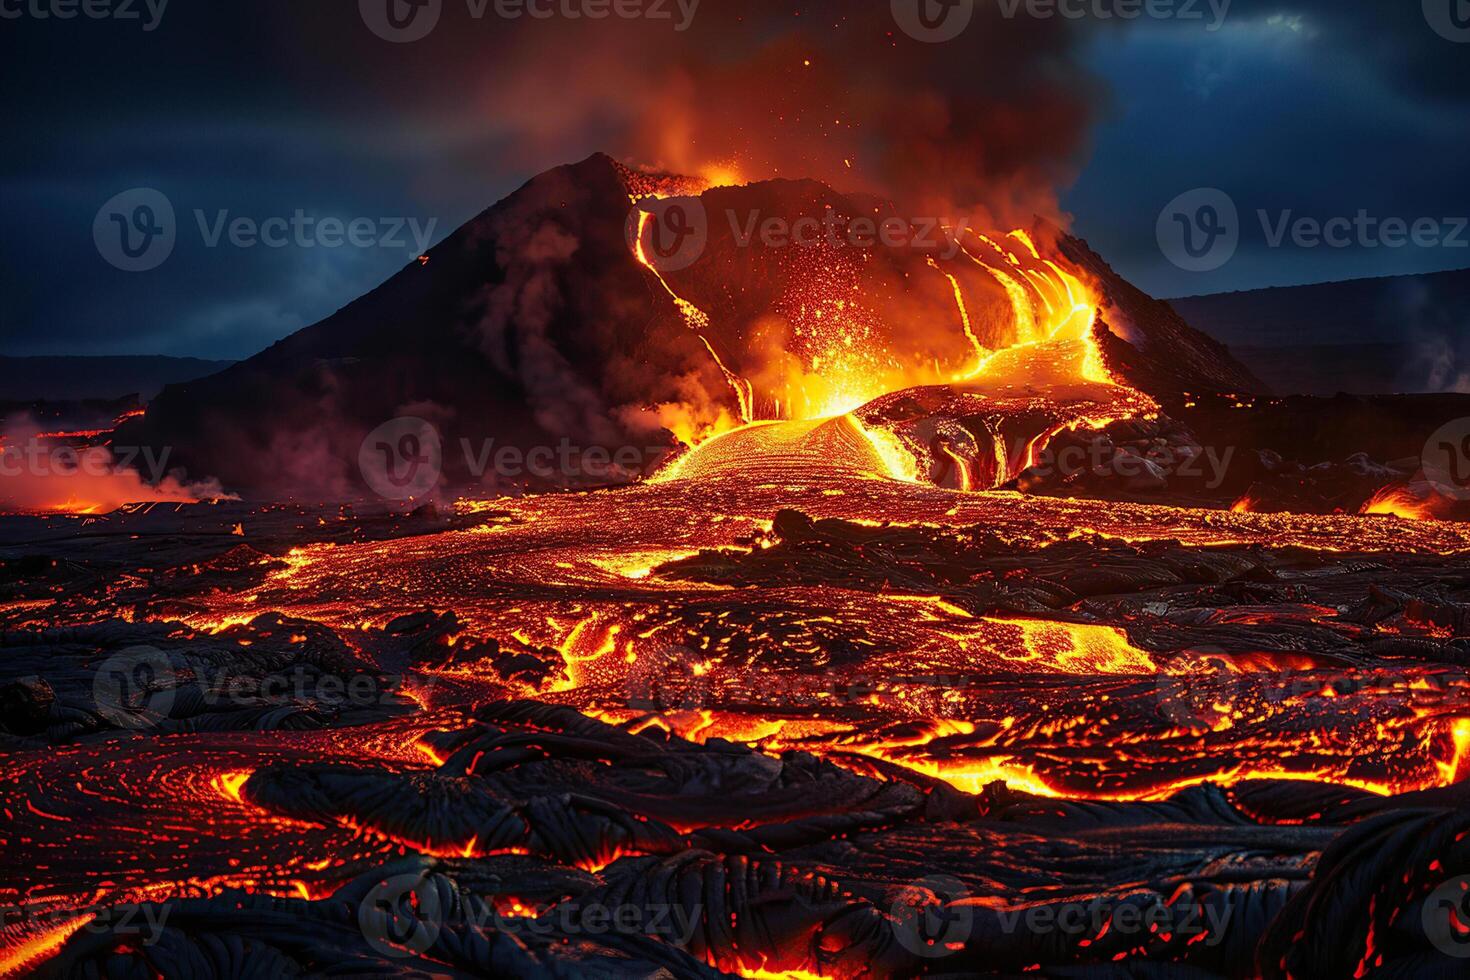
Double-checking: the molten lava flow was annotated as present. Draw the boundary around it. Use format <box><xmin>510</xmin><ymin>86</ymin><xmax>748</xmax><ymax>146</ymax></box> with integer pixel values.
<box><xmin>0</xmin><ymin>917</ymin><xmax>95</xmax><ymax>977</ymax></box>
<box><xmin>631</xmin><ymin>209</ymin><xmax>754</xmax><ymax>443</ymax></box>
<box><xmin>629</xmin><ymin>203</ymin><xmax>1152</xmax><ymax>493</ymax></box>
<box><xmin>1361</xmin><ymin>485</ymin><xmax>1439</xmax><ymax>521</ymax></box>
<box><xmin>20</xmin><ymin>176</ymin><xmax>1470</xmax><ymax>978</ymax></box>
<box><xmin>958</xmin><ymin>230</ymin><xmax>1115</xmax><ymax>387</ymax></box>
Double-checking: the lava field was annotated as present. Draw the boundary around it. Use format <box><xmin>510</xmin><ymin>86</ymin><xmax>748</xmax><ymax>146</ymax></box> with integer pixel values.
<box><xmin>6</xmin><ymin>157</ymin><xmax>1470</xmax><ymax>978</ymax></box>
<box><xmin>6</xmin><ymin>411</ymin><xmax>1470</xmax><ymax>976</ymax></box>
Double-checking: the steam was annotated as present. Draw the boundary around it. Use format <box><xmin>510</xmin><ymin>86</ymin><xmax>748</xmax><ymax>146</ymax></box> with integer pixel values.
<box><xmin>1394</xmin><ymin>277</ymin><xmax>1470</xmax><ymax>393</ymax></box>
<box><xmin>0</xmin><ymin>421</ymin><xmax>231</xmax><ymax>515</ymax></box>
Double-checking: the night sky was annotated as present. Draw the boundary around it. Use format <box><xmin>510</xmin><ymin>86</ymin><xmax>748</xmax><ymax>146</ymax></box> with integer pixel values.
<box><xmin>3</xmin><ymin>0</ymin><xmax>1468</xmax><ymax>360</ymax></box>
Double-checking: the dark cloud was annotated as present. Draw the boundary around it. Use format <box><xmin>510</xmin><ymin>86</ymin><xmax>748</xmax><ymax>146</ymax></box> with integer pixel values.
<box><xmin>1065</xmin><ymin>4</ymin><xmax>1470</xmax><ymax>298</ymax></box>
<box><xmin>2</xmin><ymin>1</ymin><xmax>1467</xmax><ymax>356</ymax></box>
<box><xmin>1215</xmin><ymin>1</ymin><xmax>1470</xmax><ymax>103</ymax></box>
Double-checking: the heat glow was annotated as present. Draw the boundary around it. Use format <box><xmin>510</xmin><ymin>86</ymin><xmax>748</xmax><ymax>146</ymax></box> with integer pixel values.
<box><xmin>629</xmin><ymin>199</ymin><xmax>1133</xmax><ymax>478</ymax></box>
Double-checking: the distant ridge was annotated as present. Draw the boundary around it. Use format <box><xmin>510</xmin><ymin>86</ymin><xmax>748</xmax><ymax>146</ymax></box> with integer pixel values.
<box><xmin>1167</xmin><ymin>267</ymin><xmax>1470</xmax><ymax>395</ymax></box>
<box><xmin>0</xmin><ymin>356</ymin><xmax>234</xmax><ymax>402</ymax></box>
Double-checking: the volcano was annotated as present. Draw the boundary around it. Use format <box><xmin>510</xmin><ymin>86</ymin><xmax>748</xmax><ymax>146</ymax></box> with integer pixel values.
<box><xmin>118</xmin><ymin>153</ymin><xmax>1263</xmax><ymax>499</ymax></box>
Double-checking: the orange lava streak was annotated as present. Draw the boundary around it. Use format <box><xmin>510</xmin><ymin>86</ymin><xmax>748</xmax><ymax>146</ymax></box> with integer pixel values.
<box><xmin>632</xmin><ymin>209</ymin><xmax>753</xmax><ymax>439</ymax></box>
<box><xmin>0</xmin><ymin>916</ymin><xmax>93</xmax><ymax>978</ymax></box>
<box><xmin>1361</xmin><ymin>485</ymin><xmax>1438</xmax><ymax>521</ymax></box>
<box><xmin>926</xmin><ymin>256</ymin><xmax>986</xmax><ymax>378</ymax></box>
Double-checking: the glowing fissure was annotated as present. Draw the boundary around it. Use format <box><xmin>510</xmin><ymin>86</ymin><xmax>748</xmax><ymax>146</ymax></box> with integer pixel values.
<box><xmin>634</xmin><ymin>204</ymin><xmax>1145</xmax><ymax>492</ymax></box>
<box><xmin>633</xmin><ymin>210</ymin><xmax>755</xmax><ymax>436</ymax></box>
<box><xmin>926</xmin><ymin>255</ymin><xmax>985</xmax><ymax>378</ymax></box>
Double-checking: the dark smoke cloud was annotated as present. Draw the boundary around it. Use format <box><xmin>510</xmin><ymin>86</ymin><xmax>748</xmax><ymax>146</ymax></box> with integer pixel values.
<box><xmin>291</xmin><ymin>2</ymin><xmax>1100</xmax><ymax>226</ymax></box>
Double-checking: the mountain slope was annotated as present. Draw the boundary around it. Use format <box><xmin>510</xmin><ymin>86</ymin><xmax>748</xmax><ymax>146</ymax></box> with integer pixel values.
<box><xmin>0</xmin><ymin>356</ymin><xmax>233</xmax><ymax>402</ymax></box>
<box><xmin>1169</xmin><ymin>267</ymin><xmax>1470</xmax><ymax>395</ymax></box>
<box><xmin>120</xmin><ymin>153</ymin><xmax>1264</xmax><ymax>498</ymax></box>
